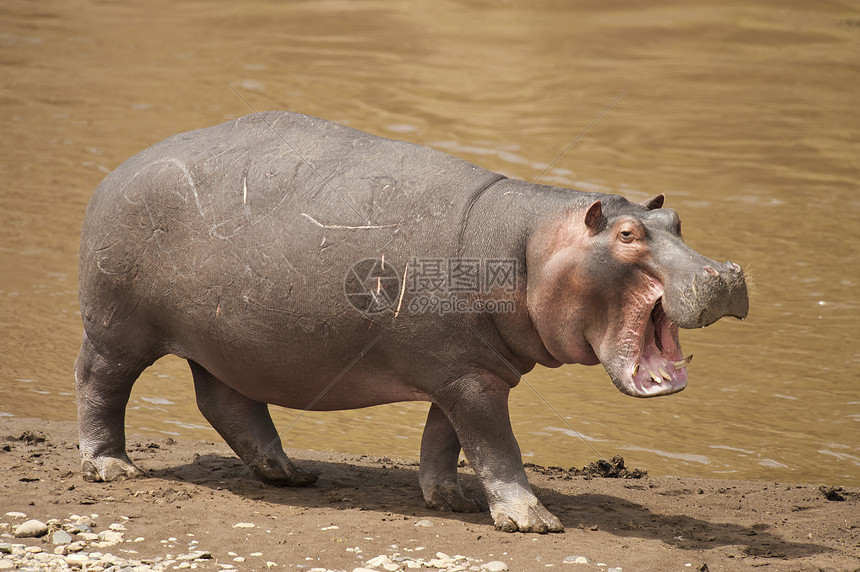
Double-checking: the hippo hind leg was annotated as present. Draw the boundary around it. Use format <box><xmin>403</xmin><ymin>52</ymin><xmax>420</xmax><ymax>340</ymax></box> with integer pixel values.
<box><xmin>189</xmin><ymin>361</ymin><xmax>317</xmax><ymax>487</ymax></box>
<box><xmin>75</xmin><ymin>331</ymin><xmax>153</xmax><ymax>482</ymax></box>
<box><xmin>419</xmin><ymin>404</ymin><xmax>484</xmax><ymax>513</ymax></box>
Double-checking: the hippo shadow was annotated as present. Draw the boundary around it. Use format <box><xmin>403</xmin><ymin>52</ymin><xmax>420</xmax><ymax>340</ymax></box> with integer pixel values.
<box><xmin>538</xmin><ymin>488</ymin><xmax>827</xmax><ymax>560</ymax></box>
<box><xmin>150</xmin><ymin>452</ymin><xmax>828</xmax><ymax>560</ymax></box>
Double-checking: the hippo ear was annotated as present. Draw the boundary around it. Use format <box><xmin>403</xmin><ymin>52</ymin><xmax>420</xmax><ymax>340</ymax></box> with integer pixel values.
<box><xmin>641</xmin><ymin>194</ymin><xmax>665</xmax><ymax>210</ymax></box>
<box><xmin>584</xmin><ymin>200</ymin><xmax>605</xmax><ymax>234</ymax></box>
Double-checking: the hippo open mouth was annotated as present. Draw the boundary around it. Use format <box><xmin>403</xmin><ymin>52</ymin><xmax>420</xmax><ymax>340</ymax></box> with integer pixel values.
<box><xmin>614</xmin><ymin>298</ymin><xmax>690</xmax><ymax>398</ymax></box>
<box><xmin>635</xmin><ymin>299</ymin><xmax>690</xmax><ymax>394</ymax></box>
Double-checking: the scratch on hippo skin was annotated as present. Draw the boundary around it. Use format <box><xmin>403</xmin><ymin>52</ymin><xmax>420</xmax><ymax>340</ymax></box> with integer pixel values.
<box><xmin>393</xmin><ymin>261</ymin><xmax>409</xmax><ymax>318</ymax></box>
<box><xmin>89</xmin><ymin>235</ymin><xmax>120</xmax><ymax>253</ymax></box>
<box><xmin>145</xmin><ymin>158</ymin><xmax>207</xmax><ymax>220</ymax></box>
<box><xmin>300</xmin><ymin>212</ymin><xmax>401</xmax><ymax>230</ymax></box>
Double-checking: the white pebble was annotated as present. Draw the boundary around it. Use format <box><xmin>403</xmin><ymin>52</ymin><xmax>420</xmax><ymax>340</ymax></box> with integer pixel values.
<box><xmin>98</xmin><ymin>530</ymin><xmax>124</xmax><ymax>545</ymax></box>
<box><xmin>482</xmin><ymin>562</ymin><xmax>509</xmax><ymax>572</ymax></box>
<box><xmin>3</xmin><ymin>513</ymin><xmax>26</xmax><ymax>519</ymax></box>
<box><xmin>365</xmin><ymin>555</ymin><xmax>399</xmax><ymax>571</ymax></box>
<box><xmin>232</xmin><ymin>523</ymin><xmax>255</xmax><ymax>529</ymax></box>
<box><xmin>13</xmin><ymin>519</ymin><xmax>48</xmax><ymax>538</ymax></box>
<box><xmin>65</xmin><ymin>553</ymin><xmax>91</xmax><ymax>565</ymax></box>
<box><xmin>320</xmin><ymin>525</ymin><xmax>339</xmax><ymax>531</ymax></box>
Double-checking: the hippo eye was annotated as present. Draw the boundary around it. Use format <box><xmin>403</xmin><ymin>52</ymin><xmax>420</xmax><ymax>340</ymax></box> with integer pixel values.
<box><xmin>619</xmin><ymin>230</ymin><xmax>635</xmax><ymax>243</ymax></box>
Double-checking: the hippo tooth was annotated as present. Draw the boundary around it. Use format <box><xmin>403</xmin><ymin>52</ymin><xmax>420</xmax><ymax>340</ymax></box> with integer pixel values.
<box><xmin>649</xmin><ymin>372</ymin><xmax>662</xmax><ymax>384</ymax></box>
<box><xmin>673</xmin><ymin>355</ymin><xmax>694</xmax><ymax>370</ymax></box>
<box><xmin>658</xmin><ymin>366</ymin><xmax>671</xmax><ymax>380</ymax></box>
<box><xmin>632</xmin><ymin>364</ymin><xmax>640</xmax><ymax>377</ymax></box>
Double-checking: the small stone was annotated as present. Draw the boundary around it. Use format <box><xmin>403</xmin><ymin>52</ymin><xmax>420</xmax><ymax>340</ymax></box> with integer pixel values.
<box><xmin>266</xmin><ymin>563</ymin><xmax>277</xmax><ymax>568</ymax></box>
<box><xmin>53</xmin><ymin>530</ymin><xmax>73</xmax><ymax>545</ymax></box>
<box><xmin>14</xmin><ymin>519</ymin><xmax>48</xmax><ymax>538</ymax></box>
<box><xmin>0</xmin><ymin>545</ymin><xmax>10</xmax><ymax>554</ymax></box>
<box><xmin>73</xmin><ymin>523</ymin><xmax>94</xmax><ymax>534</ymax></box>
<box><xmin>320</xmin><ymin>525</ymin><xmax>339</xmax><ymax>531</ymax></box>
<box><xmin>233</xmin><ymin>557</ymin><xmax>246</xmax><ymax>563</ymax></box>
<box><xmin>54</xmin><ymin>546</ymin><xmax>68</xmax><ymax>555</ymax></box>
<box><xmin>232</xmin><ymin>523</ymin><xmax>255</xmax><ymax>529</ymax></box>
<box><xmin>109</xmin><ymin>523</ymin><xmax>127</xmax><ymax>531</ymax></box>
<box><xmin>177</xmin><ymin>550</ymin><xmax>212</xmax><ymax>561</ymax></box>
<box><xmin>353</xmin><ymin>568</ymin><xmax>376</xmax><ymax>572</ymax></box>
<box><xmin>67</xmin><ymin>541</ymin><xmax>86</xmax><ymax>552</ymax></box>
<box><xmin>25</xmin><ymin>545</ymin><xmax>43</xmax><ymax>553</ymax></box>
<box><xmin>78</xmin><ymin>532</ymin><xmax>99</xmax><ymax>541</ymax></box>
<box><xmin>3</xmin><ymin>513</ymin><xmax>26</xmax><ymax>519</ymax></box>
<box><xmin>608</xmin><ymin>568</ymin><xmax>623</xmax><ymax>572</ymax></box>
<box><xmin>365</xmin><ymin>554</ymin><xmax>401</xmax><ymax>571</ymax></box>
<box><xmin>66</xmin><ymin>553</ymin><xmax>92</xmax><ymax>565</ymax></box>
<box><xmin>563</xmin><ymin>556</ymin><xmax>591</xmax><ymax>565</ymax></box>
<box><xmin>250</xmin><ymin>552</ymin><xmax>263</xmax><ymax>557</ymax></box>
<box><xmin>0</xmin><ymin>559</ymin><xmax>13</xmax><ymax>570</ymax></box>
<box><xmin>414</xmin><ymin>519</ymin><xmax>434</xmax><ymax>527</ymax></box>
<box><xmin>98</xmin><ymin>530</ymin><xmax>124</xmax><ymax>545</ymax></box>
<box><xmin>482</xmin><ymin>562</ymin><xmax>509</xmax><ymax>572</ymax></box>
<box><xmin>75</xmin><ymin>516</ymin><xmax>95</xmax><ymax>527</ymax></box>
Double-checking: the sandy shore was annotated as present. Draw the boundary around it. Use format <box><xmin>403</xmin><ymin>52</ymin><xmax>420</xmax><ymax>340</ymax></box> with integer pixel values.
<box><xmin>0</xmin><ymin>417</ymin><xmax>857</xmax><ymax>571</ymax></box>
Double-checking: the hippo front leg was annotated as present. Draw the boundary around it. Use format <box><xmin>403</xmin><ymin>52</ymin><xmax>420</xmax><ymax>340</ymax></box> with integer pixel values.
<box><xmin>435</xmin><ymin>374</ymin><xmax>564</xmax><ymax>533</ymax></box>
<box><xmin>419</xmin><ymin>403</ymin><xmax>484</xmax><ymax>513</ymax></box>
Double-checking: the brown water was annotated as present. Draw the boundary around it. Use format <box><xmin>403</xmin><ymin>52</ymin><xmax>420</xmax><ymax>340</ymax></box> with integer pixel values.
<box><xmin>1</xmin><ymin>0</ymin><xmax>858</xmax><ymax>486</ymax></box>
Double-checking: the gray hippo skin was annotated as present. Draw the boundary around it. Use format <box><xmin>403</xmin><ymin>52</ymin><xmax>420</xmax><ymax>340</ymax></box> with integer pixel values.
<box><xmin>76</xmin><ymin>111</ymin><xmax>749</xmax><ymax>533</ymax></box>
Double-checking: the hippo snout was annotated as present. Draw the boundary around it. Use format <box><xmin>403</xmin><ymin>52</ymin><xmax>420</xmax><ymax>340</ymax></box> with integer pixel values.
<box><xmin>667</xmin><ymin>260</ymin><xmax>749</xmax><ymax>329</ymax></box>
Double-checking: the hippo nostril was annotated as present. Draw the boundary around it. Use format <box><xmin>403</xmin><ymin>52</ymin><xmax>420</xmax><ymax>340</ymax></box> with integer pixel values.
<box><xmin>727</xmin><ymin>261</ymin><xmax>741</xmax><ymax>273</ymax></box>
<box><xmin>704</xmin><ymin>266</ymin><xmax>718</xmax><ymax>277</ymax></box>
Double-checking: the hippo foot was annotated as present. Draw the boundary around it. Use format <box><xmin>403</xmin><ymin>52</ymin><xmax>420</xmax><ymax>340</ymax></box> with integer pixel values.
<box><xmin>81</xmin><ymin>455</ymin><xmax>144</xmax><ymax>482</ymax></box>
<box><xmin>423</xmin><ymin>483</ymin><xmax>485</xmax><ymax>513</ymax></box>
<box><xmin>491</xmin><ymin>499</ymin><xmax>564</xmax><ymax>534</ymax></box>
<box><xmin>253</xmin><ymin>459</ymin><xmax>319</xmax><ymax>487</ymax></box>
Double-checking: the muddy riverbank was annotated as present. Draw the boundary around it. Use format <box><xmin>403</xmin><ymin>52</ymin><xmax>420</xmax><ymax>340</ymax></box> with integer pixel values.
<box><xmin>1</xmin><ymin>418</ymin><xmax>858</xmax><ymax>571</ymax></box>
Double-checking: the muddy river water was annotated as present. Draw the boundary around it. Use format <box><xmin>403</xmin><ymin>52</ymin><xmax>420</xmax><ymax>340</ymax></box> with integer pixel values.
<box><xmin>1</xmin><ymin>0</ymin><xmax>858</xmax><ymax>486</ymax></box>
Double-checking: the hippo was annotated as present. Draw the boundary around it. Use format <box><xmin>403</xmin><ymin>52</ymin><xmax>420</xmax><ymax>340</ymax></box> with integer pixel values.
<box><xmin>75</xmin><ymin>111</ymin><xmax>748</xmax><ymax>533</ymax></box>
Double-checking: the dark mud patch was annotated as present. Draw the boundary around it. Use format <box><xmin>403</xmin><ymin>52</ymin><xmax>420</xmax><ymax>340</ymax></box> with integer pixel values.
<box><xmin>526</xmin><ymin>455</ymin><xmax>647</xmax><ymax>480</ymax></box>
